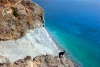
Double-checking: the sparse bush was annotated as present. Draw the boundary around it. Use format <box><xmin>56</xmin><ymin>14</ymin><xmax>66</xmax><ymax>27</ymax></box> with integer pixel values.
<box><xmin>13</xmin><ymin>10</ymin><xmax>18</xmax><ymax>17</ymax></box>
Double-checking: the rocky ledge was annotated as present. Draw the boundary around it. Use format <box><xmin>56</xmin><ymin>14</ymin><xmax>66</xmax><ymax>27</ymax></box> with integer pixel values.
<box><xmin>0</xmin><ymin>55</ymin><xmax>74</xmax><ymax>67</ymax></box>
<box><xmin>0</xmin><ymin>0</ymin><xmax>44</xmax><ymax>40</ymax></box>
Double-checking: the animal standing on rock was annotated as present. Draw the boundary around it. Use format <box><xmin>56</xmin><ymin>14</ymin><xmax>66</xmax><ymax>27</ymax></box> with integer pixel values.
<box><xmin>59</xmin><ymin>51</ymin><xmax>65</xmax><ymax>58</ymax></box>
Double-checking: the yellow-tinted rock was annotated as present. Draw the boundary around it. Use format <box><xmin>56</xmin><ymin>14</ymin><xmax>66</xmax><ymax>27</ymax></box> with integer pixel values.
<box><xmin>0</xmin><ymin>55</ymin><xmax>74</xmax><ymax>67</ymax></box>
<box><xmin>0</xmin><ymin>0</ymin><xmax>45</xmax><ymax>41</ymax></box>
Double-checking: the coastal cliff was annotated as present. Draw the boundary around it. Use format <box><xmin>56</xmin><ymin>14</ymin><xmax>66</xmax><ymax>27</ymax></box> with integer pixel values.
<box><xmin>0</xmin><ymin>0</ymin><xmax>44</xmax><ymax>40</ymax></box>
<box><xmin>0</xmin><ymin>0</ymin><xmax>74</xmax><ymax>67</ymax></box>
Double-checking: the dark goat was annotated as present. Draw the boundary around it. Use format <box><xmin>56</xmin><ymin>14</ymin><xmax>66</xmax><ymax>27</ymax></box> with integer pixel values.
<box><xmin>59</xmin><ymin>51</ymin><xmax>65</xmax><ymax>58</ymax></box>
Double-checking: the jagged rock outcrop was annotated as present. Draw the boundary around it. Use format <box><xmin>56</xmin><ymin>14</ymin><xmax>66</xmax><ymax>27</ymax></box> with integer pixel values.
<box><xmin>0</xmin><ymin>0</ymin><xmax>45</xmax><ymax>40</ymax></box>
<box><xmin>0</xmin><ymin>55</ymin><xmax>11</xmax><ymax>67</ymax></box>
<box><xmin>0</xmin><ymin>55</ymin><xmax>74</xmax><ymax>67</ymax></box>
<box><xmin>33</xmin><ymin>55</ymin><xmax>74</xmax><ymax>67</ymax></box>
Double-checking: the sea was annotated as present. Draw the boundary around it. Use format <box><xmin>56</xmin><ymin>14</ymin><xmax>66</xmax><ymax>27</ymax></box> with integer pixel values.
<box><xmin>33</xmin><ymin>0</ymin><xmax>100</xmax><ymax>67</ymax></box>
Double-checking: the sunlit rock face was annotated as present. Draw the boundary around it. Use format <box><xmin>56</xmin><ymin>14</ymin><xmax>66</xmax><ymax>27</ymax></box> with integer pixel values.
<box><xmin>0</xmin><ymin>0</ymin><xmax>45</xmax><ymax>40</ymax></box>
<box><xmin>0</xmin><ymin>55</ymin><xmax>74</xmax><ymax>67</ymax></box>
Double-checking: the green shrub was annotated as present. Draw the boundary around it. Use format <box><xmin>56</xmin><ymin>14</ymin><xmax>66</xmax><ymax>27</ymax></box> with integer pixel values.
<box><xmin>13</xmin><ymin>10</ymin><xmax>18</xmax><ymax>17</ymax></box>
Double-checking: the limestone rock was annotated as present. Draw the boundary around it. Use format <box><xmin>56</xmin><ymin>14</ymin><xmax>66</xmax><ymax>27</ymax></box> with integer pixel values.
<box><xmin>0</xmin><ymin>55</ymin><xmax>11</xmax><ymax>67</ymax></box>
<box><xmin>33</xmin><ymin>55</ymin><xmax>74</xmax><ymax>67</ymax></box>
<box><xmin>0</xmin><ymin>0</ymin><xmax>45</xmax><ymax>41</ymax></box>
<box><xmin>0</xmin><ymin>55</ymin><xmax>10</xmax><ymax>64</ymax></box>
<box><xmin>0</xmin><ymin>55</ymin><xmax>74</xmax><ymax>67</ymax></box>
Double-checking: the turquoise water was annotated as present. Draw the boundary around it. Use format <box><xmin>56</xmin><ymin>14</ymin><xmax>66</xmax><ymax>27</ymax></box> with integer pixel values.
<box><xmin>33</xmin><ymin>0</ymin><xmax>100</xmax><ymax>67</ymax></box>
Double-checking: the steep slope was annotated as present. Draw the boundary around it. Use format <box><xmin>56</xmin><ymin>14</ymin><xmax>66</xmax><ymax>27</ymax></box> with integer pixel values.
<box><xmin>0</xmin><ymin>0</ymin><xmax>44</xmax><ymax>40</ymax></box>
<box><xmin>0</xmin><ymin>0</ymin><xmax>75</xmax><ymax>67</ymax></box>
<box><xmin>0</xmin><ymin>27</ymin><xmax>60</xmax><ymax>62</ymax></box>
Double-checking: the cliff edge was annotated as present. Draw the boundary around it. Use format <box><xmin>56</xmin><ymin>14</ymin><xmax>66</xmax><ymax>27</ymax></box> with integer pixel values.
<box><xmin>0</xmin><ymin>0</ymin><xmax>44</xmax><ymax>40</ymax></box>
<box><xmin>0</xmin><ymin>0</ymin><xmax>75</xmax><ymax>67</ymax></box>
<box><xmin>0</xmin><ymin>55</ymin><xmax>74</xmax><ymax>67</ymax></box>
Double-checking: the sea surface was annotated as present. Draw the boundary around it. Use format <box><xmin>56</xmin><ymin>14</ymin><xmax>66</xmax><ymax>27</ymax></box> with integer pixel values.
<box><xmin>33</xmin><ymin>0</ymin><xmax>100</xmax><ymax>67</ymax></box>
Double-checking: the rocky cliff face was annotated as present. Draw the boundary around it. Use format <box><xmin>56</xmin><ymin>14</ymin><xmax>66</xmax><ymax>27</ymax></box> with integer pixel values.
<box><xmin>0</xmin><ymin>0</ymin><xmax>45</xmax><ymax>40</ymax></box>
<box><xmin>0</xmin><ymin>55</ymin><xmax>74</xmax><ymax>67</ymax></box>
<box><xmin>0</xmin><ymin>1</ymin><xmax>75</xmax><ymax>67</ymax></box>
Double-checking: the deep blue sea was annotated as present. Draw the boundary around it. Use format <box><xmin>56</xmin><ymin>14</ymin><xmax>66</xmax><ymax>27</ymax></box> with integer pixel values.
<box><xmin>33</xmin><ymin>0</ymin><xmax>100</xmax><ymax>67</ymax></box>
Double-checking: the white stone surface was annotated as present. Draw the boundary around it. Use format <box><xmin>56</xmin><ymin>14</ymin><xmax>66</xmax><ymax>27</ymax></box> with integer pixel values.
<box><xmin>0</xmin><ymin>27</ymin><xmax>60</xmax><ymax>62</ymax></box>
